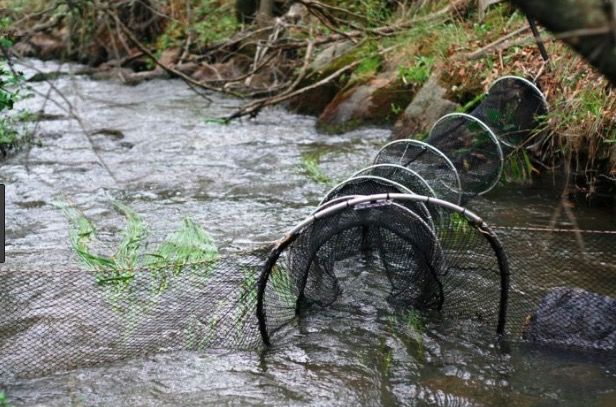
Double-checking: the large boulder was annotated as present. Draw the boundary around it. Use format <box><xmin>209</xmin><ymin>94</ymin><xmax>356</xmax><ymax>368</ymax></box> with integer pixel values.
<box><xmin>523</xmin><ymin>287</ymin><xmax>616</xmax><ymax>351</ymax></box>
<box><xmin>391</xmin><ymin>74</ymin><xmax>459</xmax><ymax>139</ymax></box>
<box><xmin>316</xmin><ymin>72</ymin><xmax>415</xmax><ymax>134</ymax></box>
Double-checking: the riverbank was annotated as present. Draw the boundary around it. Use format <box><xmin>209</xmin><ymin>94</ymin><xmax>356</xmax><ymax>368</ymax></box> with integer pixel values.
<box><xmin>1</xmin><ymin>0</ymin><xmax>614</xmax><ymax>195</ymax></box>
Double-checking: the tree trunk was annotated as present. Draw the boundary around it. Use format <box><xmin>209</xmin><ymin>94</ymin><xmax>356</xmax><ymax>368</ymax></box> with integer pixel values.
<box><xmin>256</xmin><ymin>0</ymin><xmax>274</xmax><ymax>27</ymax></box>
<box><xmin>509</xmin><ymin>0</ymin><xmax>616</xmax><ymax>84</ymax></box>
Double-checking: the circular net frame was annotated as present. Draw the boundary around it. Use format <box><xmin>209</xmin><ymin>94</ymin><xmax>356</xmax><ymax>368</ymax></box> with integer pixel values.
<box><xmin>256</xmin><ymin>194</ymin><xmax>509</xmax><ymax>346</ymax></box>
<box><xmin>474</xmin><ymin>76</ymin><xmax>549</xmax><ymax>150</ymax></box>
<box><xmin>319</xmin><ymin>175</ymin><xmax>434</xmax><ymax>231</ymax></box>
<box><xmin>426</xmin><ymin>113</ymin><xmax>504</xmax><ymax>198</ymax></box>
<box><xmin>373</xmin><ymin>140</ymin><xmax>462</xmax><ymax>205</ymax></box>
<box><xmin>351</xmin><ymin>164</ymin><xmax>444</xmax><ymax>222</ymax></box>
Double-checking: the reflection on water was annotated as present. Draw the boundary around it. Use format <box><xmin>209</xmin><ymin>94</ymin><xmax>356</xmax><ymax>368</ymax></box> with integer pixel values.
<box><xmin>1</xmin><ymin>60</ymin><xmax>615</xmax><ymax>406</ymax></box>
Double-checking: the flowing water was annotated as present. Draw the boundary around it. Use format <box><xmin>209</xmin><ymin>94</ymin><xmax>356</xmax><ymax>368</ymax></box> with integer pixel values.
<box><xmin>1</xmin><ymin>60</ymin><xmax>615</xmax><ymax>406</ymax></box>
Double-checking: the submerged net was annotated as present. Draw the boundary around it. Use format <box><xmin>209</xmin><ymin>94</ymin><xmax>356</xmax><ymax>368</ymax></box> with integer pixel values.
<box><xmin>1</xmin><ymin>198</ymin><xmax>614</xmax><ymax>381</ymax></box>
<box><xmin>0</xmin><ymin>254</ymin><xmax>264</xmax><ymax>379</ymax></box>
<box><xmin>498</xmin><ymin>227</ymin><xmax>616</xmax><ymax>351</ymax></box>
<box><xmin>257</xmin><ymin>194</ymin><xmax>509</xmax><ymax>346</ymax></box>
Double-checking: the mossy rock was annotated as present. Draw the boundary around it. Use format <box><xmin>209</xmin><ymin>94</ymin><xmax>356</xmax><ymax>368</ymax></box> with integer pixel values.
<box><xmin>316</xmin><ymin>72</ymin><xmax>417</xmax><ymax>134</ymax></box>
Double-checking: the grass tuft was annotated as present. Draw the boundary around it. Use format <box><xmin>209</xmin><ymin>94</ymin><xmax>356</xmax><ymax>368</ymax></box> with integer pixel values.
<box><xmin>300</xmin><ymin>151</ymin><xmax>333</xmax><ymax>185</ymax></box>
<box><xmin>58</xmin><ymin>201</ymin><xmax>219</xmax><ymax>291</ymax></box>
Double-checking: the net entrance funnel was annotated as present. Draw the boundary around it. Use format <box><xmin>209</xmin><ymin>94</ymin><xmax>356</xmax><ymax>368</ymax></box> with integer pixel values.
<box><xmin>256</xmin><ymin>194</ymin><xmax>510</xmax><ymax>347</ymax></box>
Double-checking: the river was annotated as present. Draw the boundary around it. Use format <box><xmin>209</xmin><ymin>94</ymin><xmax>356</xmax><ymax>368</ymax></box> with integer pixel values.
<box><xmin>1</xmin><ymin>60</ymin><xmax>615</xmax><ymax>406</ymax></box>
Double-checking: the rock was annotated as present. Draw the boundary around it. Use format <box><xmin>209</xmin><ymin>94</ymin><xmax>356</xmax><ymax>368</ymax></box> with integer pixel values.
<box><xmin>10</xmin><ymin>41</ymin><xmax>36</xmax><ymax>58</ymax></box>
<box><xmin>316</xmin><ymin>72</ymin><xmax>415</xmax><ymax>134</ymax></box>
<box><xmin>191</xmin><ymin>59</ymin><xmax>249</xmax><ymax>83</ymax></box>
<box><xmin>156</xmin><ymin>47</ymin><xmax>182</xmax><ymax>69</ymax></box>
<box><xmin>310</xmin><ymin>41</ymin><xmax>355</xmax><ymax>74</ymax></box>
<box><xmin>287</xmin><ymin>42</ymin><xmax>357</xmax><ymax>116</ymax></box>
<box><xmin>284</xmin><ymin>3</ymin><xmax>309</xmax><ymax>24</ymax></box>
<box><xmin>175</xmin><ymin>62</ymin><xmax>199</xmax><ymax>76</ymax></box>
<box><xmin>28</xmin><ymin>33</ymin><xmax>64</xmax><ymax>60</ymax></box>
<box><xmin>523</xmin><ymin>287</ymin><xmax>616</xmax><ymax>351</ymax></box>
<box><xmin>192</xmin><ymin>64</ymin><xmax>225</xmax><ymax>83</ymax></box>
<box><xmin>391</xmin><ymin>74</ymin><xmax>459</xmax><ymax>139</ymax></box>
<box><xmin>90</xmin><ymin>67</ymin><xmax>135</xmax><ymax>81</ymax></box>
<box><xmin>123</xmin><ymin>70</ymin><xmax>168</xmax><ymax>85</ymax></box>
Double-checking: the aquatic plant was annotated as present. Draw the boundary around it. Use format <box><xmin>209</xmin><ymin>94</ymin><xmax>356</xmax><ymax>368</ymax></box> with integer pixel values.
<box><xmin>0</xmin><ymin>392</ymin><xmax>10</xmax><ymax>407</ymax></box>
<box><xmin>299</xmin><ymin>151</ymin><xmax>333</xmax><ymax>185</ymax></box>
<box><xmin>270</xmin><ymin>265</ymin><xmax>296</xmax><ymax>308</ymax></box>
<box><xmin>58</xmin><ymin>201</ymin><xmax>219</xmax><ymax>291</ymax></box>
<box><xmin>146</xmin><ymin>217</ymin><xmax>220</xmax><ymax>292</ymax></box>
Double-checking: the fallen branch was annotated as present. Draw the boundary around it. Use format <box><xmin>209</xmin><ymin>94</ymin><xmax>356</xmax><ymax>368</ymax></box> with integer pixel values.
<box><xmin>108</xmin><ymin>9</ymin><xmax>235</xmax><ymax>99</ymax></box>
<box><xmin>223</xmin><ymin>44</ymin><xmax>399</xmax><ymax>122</ymax></box>
<box><xmin>464</xmin><ymin>25</ymin><xmax>530</xmax><ymax>59</ymax></box>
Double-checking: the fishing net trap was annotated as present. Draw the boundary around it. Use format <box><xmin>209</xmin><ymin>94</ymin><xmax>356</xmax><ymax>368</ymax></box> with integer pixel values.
<box><xmin>372</xmin><ymin>75</ymin><xmax>548</xmax><ymax>201</ymax></box>
<box><xmin>256</xmin><ymin>194</ymin><xmax>510</xmax><ymax>346</ymax></box>
<box><xmin>1</xmin><ymin>75</ymin><xmax>614</xmax><ymax>384</ymax></box>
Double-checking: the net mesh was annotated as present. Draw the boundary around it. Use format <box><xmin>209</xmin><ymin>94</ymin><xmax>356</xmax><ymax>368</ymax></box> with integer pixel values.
<box><xmin>426</xmin><ymin>113</ymin><xmax>504</xmax><ymax>198</ymax></box>
<box><xmin>0</xmin><ymin>255</ymin><xmax>264</xmax><ymax>379</ymax></box>
<box><xmin>473</xmin><ymin>76</ymin><xmax>548</xmax><ymax>150</ymax></box>
<box><xmin>498</xmin><ymin>227</ymin><xmax>616</xmax><ymax>351</ymax></box>
<box><xmin>258</xmin><ymin>196</ymin><xmax>508</xmax><ymax>346</ymax></box>
<box><xmin>1</xmin><ymin>205</ymin><xmax>614</xmax><ymax>381</ymax></box>
<box><xmin>373</xmin><ymin>140</ymin><xmax>462</xmax><ymax>204</ymax></box>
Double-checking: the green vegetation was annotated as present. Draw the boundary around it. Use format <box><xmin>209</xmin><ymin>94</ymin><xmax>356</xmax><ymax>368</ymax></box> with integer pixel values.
<box><xmin>450</xmin><ymin>212</ymin><xmax>471</xmax><ymax>234</ymax></box>
<box><xmin>503</xmin><ymin>149</ymin><xmax>535</xmax><ymax>183</ymax></box>
<box><xmin>58</xmin><ymin>200</ymin><xmax>219</xmax><ymax>291</ymax></box>
<box><xmin>300</xmin><ymin>151</ymin><xmax>333</xmax><ymax>185</ymax></box>
<box><xmin>155</xmin><ymin>0</ymin><xmax>239</xmax><ymax>53</ymax></box>
<box><xmin>270</xmin><ymin>265</ymin><xmax>296</xmax><ymax>308</ymax></box>
<box><xmin>398</xmin><ymin>56</ymin><xmax>435</xmax><ymax>86</ymax></box>
<box><xmin>1</xmin><ymin>17</ymin><xmax>30</xmax><ymax>156</ymax></box>
<box><xmin>0</xmin><ymin>392</ymin><xmax>10</xmax><ymax>407</ymax></box>
<box><xmin>384</xmin><ymin>308</ymin><xmax>425</xmax><ymax>362</ymax></box>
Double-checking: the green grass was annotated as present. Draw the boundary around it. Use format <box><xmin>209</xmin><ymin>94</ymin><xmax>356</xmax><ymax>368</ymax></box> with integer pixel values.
<box><xmin>300</xmin><ymin>151</ymin><xmax>333</xmax><ymax>185</ymax></box>
<box><xmin>58</xmin><ymin>201</ymin><xmax>219</xmax><ymax>291</ymax></box>
<box><xmin>398</xmin><ymin>56</ymin><xmax>435</xmax><ymax>86</ymax></box>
